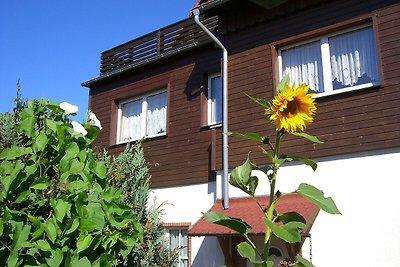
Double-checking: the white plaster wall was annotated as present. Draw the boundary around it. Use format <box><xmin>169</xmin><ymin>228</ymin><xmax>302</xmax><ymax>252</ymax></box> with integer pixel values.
<box><xmin>216</xmin><ymin>148</ymin><xmax>400</xmax><ymax>267</ymax></box>
<box><xmin>149</xmin><ymin>182</ymin><xmax>225</xmax><ymax>267</ymax></box>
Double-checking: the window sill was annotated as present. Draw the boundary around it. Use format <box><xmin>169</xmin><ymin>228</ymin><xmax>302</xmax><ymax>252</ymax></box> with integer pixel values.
<box><xmin>111</xmin><ymin>133</ymin><xmax>167</xmax><ymax>147</ymax></box>
<box><xmin>313</xmin><ymin>82</ymin><xmax>380</xmax><ymax>98</ymax></box>
<box><xmin>201</xmin><ymin>123</ymin><xmax>222</xmax><ymax>131</ymax></box>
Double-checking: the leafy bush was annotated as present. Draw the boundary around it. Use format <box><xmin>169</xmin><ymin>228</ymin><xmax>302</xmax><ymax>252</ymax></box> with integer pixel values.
<box><xmin>0</xmin><ymin>99</ymin><xmax>143</xmax><ymax>267</ymax></box>
<box><xmin>106</xmin><ymin>143</ymin><xmax>178</xmax><ymax>267</ymax></box>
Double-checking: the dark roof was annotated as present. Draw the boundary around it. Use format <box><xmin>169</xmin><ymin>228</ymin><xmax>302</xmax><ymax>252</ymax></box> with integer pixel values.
<box><xmin>188</xmin><ymin>194</ymin><xmax>319</xmax><ymax>236</ymax></box>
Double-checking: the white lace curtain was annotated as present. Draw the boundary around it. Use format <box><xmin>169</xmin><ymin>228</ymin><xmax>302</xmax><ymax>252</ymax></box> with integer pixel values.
<box><xmin>282</xmin><ymin>27</ymin><xmax>378</xmax><ymax>93</ymax></box>
<box><xmin>282</xmin><ymin>41</ymin><xmax>324</xmax><ymax>93</ymax></box>
<box><xmin>120</xmin><ymin>99</ymin><xmax>142</xmax><ymax>141</ymax></box>
<box><xmin>330</xmin><ymin>27</ymin><xmax>379</xmax><ymax>88</ymax></box>
<box><xmin>119</xmin><ymin>91</ymin><xmax>167</xmax><ymax>142</ymax></box>
<box><xmin>146</xmin><ymin>92</ymin><xmax>167</xmax><ymax>136</ymax></box>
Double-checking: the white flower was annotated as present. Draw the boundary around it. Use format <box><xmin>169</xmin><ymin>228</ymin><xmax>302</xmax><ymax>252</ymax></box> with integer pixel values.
<box><xmin>60</xmin><ymin>102</ymin><xmax>79</xmax><ymax>114</ymax></box>
<box><xmin>88</xmin><ymin>111</ymin><xmax>102</xmax><ymax>130</ymax></box>
<box><xmin>71</xmin><ymin>121</ymin><xmax>88</xmax><ymax>136</ymax></box>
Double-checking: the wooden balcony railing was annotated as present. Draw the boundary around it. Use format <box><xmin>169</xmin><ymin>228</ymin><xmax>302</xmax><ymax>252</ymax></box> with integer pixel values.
<box><xmin>100</xmin><ymin>15</ymin><xmax>219</xmax><ymax>75</ymax></box>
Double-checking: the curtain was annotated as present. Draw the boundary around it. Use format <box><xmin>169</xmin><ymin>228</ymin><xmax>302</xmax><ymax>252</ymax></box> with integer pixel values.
<box><xmin>210</xmin><ymin>76</ymin><xmax>222</xmax><ymax>123</ymax></box>
<box><xmin>169</xmin><ymin>229</ymin><xmax>179</xmax><ymax>249</ymax></box>
<box><xmin>120</xmin><ymin>99</ymin><xmax>142</xmax><ymax>141</ymax></box>
<box><xmin>146</xmin><ymin>92</ymin><xmax>167</xmax><ymax>136</ymax></box>
<box><xmin>282</xmin><ymin>41</ymin><xmax>324</xmax><ymax>93</ymax></box>
<box><xmin>329</xmin><ymin>27</ymin><xmax>379</xmax><ymax>89</ymax></box>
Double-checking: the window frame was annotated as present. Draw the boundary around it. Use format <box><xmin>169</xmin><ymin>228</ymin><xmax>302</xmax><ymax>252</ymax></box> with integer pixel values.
<box><xmin>207</xmin><ymin>73</ymin><xmax>222</xmax><ymax>126</ymax></box>
<box><xmin>116</xmin><ymin>89</ymin><xmax>167</xmax><ymax>144</ymax></box>
<box><xmin>277</xmin><ymin>23</ymin><xmax>380</xmax><ymax>98</ymax></box>
<box><xmin>164</xmin><ymin>226</ymin><xmax>190</xmax><ymax>267</ymax></box>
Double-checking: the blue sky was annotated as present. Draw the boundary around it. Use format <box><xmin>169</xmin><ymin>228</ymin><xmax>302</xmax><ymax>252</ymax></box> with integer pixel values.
<box><xmin>0</xmin><ymin>1</ymin><xmax>197</xmax><ymax>122</ymax></box>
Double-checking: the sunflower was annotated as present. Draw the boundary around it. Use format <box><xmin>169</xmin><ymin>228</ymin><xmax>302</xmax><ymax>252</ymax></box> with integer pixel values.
<box><xmin>267</xmin><ymin>82</ymin><xmax>317</xmax><ymax>133</ymax></box>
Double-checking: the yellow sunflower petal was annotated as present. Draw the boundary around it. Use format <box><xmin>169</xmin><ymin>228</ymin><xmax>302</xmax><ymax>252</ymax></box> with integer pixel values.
<box><xmin>267</xmin><ymin>82</ymin><xmax>317</xmax><ymax>133</ymax></box>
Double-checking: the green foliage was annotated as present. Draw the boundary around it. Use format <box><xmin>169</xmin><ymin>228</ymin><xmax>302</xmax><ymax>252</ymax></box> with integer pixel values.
<box><xmin>106</xmin><ymin>143</ymin><xmax>177</xmax><ymax>267</ymax></box>
<box><xmin>0</xmin><ymin>99</ymin><xmax>142</xmax><ymax>267</ymax></box>
<box><xmin>0</xmin><ymin>81</ymin><xmax>25</xmax><ymax>151</ymax></box>
<box><xmin>296</xmin><ymin>183</ymin><xmax>341</xmax><ymax>215</ymax></box>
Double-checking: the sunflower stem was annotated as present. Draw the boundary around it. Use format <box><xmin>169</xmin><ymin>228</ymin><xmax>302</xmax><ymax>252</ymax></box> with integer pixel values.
<box><xmin>263</xmin><ymin>131</ymin><xmax>282</xmax><ymax>261</ymax></box>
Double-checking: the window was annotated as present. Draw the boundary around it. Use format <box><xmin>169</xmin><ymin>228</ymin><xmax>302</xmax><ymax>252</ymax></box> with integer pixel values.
<box><xmin>208</xmin><ymin>74</ymin><xmax>222</xmax><ymax>125</ymax></box>
<box><xmin>165</xmin><ymin>228</ymin><xmax>189</xmax><ymax>267</ymax></box>
<box><xmin>278</xmin><ymin>25</ymin><xmax>380</xmax><ymax>97</ymax></box>
<box><xmin>117</xmin><ymin>90</ymin><xmax>167</xmax><ymax>143</ymax></box>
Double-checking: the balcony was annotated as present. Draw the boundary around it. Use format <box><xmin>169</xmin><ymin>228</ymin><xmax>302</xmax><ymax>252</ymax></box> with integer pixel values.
<box><xmin>99</xmin><ymin>15</ymin><xmax>218</xmax><ymax>76</ymax></box>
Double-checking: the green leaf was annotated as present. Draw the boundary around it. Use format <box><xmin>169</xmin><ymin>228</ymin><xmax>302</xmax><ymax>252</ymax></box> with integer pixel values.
<box><xmin>2</xmin><ymin>160</ymin><xmax>25</xmax><ymax>193</ymax></box>
<box><xmin>44</xmin><ymin>218</ymin><xmax>58</xmax><ymax>243</ymax></box>
<box><xmin>70</xmin><ymin>256</ymin><xmax>91</xmax><ymax>267</ymax></box>
<box><xmin>289</xmin><ymin>156</ymin><xmax>318</xmax><ymax>171</ymax></box>
<box><xmin>45</xmin><ymin>248</ymin><xmax>63</xmax><ymax>267</ymax></box>
<box><xmin>203</xmin><ymin>211</ymin><xmax>252</xmax><ymax>236</ymax></box>
<box><xmin>296</xmin><ymin>183</ymin><xmax>341</xmax><ymax>215</ymax></box>
<box><xmin>8</xmin><ymin>223</ymin><xmax>31</xmax><ymax>266</ymax></box>
<box><xmin>296</xmin><ymin>255</ymin><xmax>315</xmax><ymax>267</ymax></box>
<box><xmin>65</xmin><ymin>217</ymin><xmax>80</xmax><ymax>235</ymax></box>
<box><xmin>13</xmin><ymin>190</ymin><xmax>31</xmax><ymax>204</ymax></box>
<box><xmin>70</xmin><ymin>158</ymin><xmax>84</xmax><ymax>174</ymax></box>
<box><xmin>46</xmin><ymin>118</ymin><xmax>58</xmax><ymax>133</ymax></box>
<box><xmin>77</xmin><ymin>234</ymin><xmax>93</xmax><ymax>253</ymax></box>
<box><xmin>65</xmin><ymin>142</ymin><xmax>80</xmax><ymax>157</ymax></box>
<box><xmin>236</xmin><ymin>242</ymin><xmax>273</xmax><ymax>266</ymax></box>
<box><xmin>19</xmin><ymin>107</ymin><xmax>35</xmax><ymax>137</ymax></box>
<box><xmin>229</xmin><ymin>157</ymin><xmax>258</xmax><ymax>196</ymax></box>
<box><xmin>36</xmin><ymin>240</ymin><xmax>51</xmax><ymax>251</ymax></box>
<box><xmin>53</xmin><ymin>198</ymin><xmax>71</xmax><ymax>222</ymax></box>
<box><xmin>0</xmin><ymin>145</ymin><xmax>32</xmax><ymax>160</ymax></box>
<box><xmin>236</xmin><ymin>242</ymin><xmax>260</xmax><ymax>264</ymax></box>
<box><xmin>67</xmin><ymin>180</ymin><xmax>88</xmax><ymax>193</ymax></box>
<box><xmin>102</xmin><ymin>187</ymin><xmax>121</xmax><ymax>203</ymax></box>
<box><xmin>263</xmin><ymin>217</ymin><xmax>304</xmax><ymax>243</ymax></box>
<box><xmin>275</xmin><ymin>212</ymin><xmax>306</xmax><ymax>225</ymax></box>
<box><xmin>246</xmin><ymin>94</ymin><xmax>271</xmax><ymax>109</ymax></box>
<box><xmin>30</xmin><ymin>177</ymin><xmax>50</xmax><ymax>190</ymax></box>
<box><xmin>79</xmin><ymin>203</ymin><xmax>105</xmax><ymax>232</ymax></box>
<box><xmin>33</xmin><ymin>132</ymin><xmax>48</xmax><ymax>152</ymax></box>
<box><xmin>94</xmin><ymin>161</ymin><xmax>106</xmax><ymax>179</ymax></box>
<box><xmin>276</xmin><ymin>73</ymin><xmax>290</xmax><ymax>92</ymax></box>
<box><xmin>291</xmin><ymin>132</ymin><xmax>323</xmax><ymax>144</ymax></box>
<box><xmin>227</xmin><ymin>132</ymin><xmax>266</xmax><ymax>143</ymax></box>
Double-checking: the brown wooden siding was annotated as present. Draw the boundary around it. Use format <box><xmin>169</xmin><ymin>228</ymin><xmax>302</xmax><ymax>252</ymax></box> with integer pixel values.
<box><xmin>88</xmin><ymin>0</ymin><xmax>400</xmax><ymax>188</ymax></box>
<box><xmin>89</xmin><ymin>46</ymin><xmax>222</xmax><ymax>188</ymax></box>
<box><xmin>214</xmin><ymin>0</ymin><xmax>400</xmax><ymax>169</ymax></box>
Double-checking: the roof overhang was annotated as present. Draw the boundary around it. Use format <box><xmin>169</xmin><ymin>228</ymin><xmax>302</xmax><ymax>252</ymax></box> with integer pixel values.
<box><xmin>188</xmin><ymin>194</ymin><xmax>319</xmax><ymax>236</ymax></box>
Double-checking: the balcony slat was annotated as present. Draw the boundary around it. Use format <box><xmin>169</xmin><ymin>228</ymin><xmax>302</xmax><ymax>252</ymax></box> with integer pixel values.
<box><xmin>100</xmin><ymin>16</ymin><xmax>218</xmax><ymax>75</ymax></box>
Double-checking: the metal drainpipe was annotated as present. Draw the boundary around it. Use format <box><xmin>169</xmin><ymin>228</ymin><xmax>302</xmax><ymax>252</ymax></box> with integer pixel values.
<box><xmin>192</xmin><ymin>8</ymin><xmax>229</xmax><ymax>209</ymax></box>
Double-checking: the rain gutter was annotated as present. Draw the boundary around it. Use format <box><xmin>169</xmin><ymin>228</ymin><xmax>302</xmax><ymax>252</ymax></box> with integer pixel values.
<box><xmin>192</xmin><ymin>8</ymin><xmax>229</xmax><ymax>209</ymax></box>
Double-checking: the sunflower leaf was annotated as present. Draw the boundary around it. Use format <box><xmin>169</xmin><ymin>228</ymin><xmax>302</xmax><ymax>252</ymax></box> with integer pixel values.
<box><xmin>227</xmin><ymin>132</ymin><xmax>267</xmax><ymax>144</ymax></box>
<box><xmin>291</xmin><ymin>132</ymin><xmax>323</xmax><ymax>144</ymax></box>
<box><xmin>245</xmin><ymin>94</ymin><xmax>271</xmax><ymax>109</ymax></box>
<box><xmin>276</xmin><ymin>74</ymin><xmax>290</xmax><ymax>92</ymax></box>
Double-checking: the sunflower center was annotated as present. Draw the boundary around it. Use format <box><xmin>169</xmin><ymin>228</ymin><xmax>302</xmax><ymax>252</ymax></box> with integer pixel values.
<box><xmin>282</xmin><ymin>99</ymin><xmax>298</xmax><ymax>117</ymax></box>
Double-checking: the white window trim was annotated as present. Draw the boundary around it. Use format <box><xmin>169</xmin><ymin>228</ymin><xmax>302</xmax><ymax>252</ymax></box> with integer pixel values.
<box><xmin>208</xmin><ymin>73</ymin><xmax>222</xmax><ymax>126</ymax></box>
<box><xmin>116</xmin><ymin>89</ymin><xmax>167</xmax><ymax>144</ymax></box>
<box><xmin>165</xmin><ymin>227</ymin><xmax>189</xmax><ymax>267</ymax></box>
<box><xmin>278</xmin><ymin>23</ymin><xmax>380</xmax><ymax>98</ymax></box>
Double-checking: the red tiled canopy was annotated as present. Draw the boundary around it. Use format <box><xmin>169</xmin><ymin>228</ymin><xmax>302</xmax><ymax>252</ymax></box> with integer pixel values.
<box><xmin>189</xmin><ymin>194</ymin><xmax>319</xmax><ymax>236</ymax></box>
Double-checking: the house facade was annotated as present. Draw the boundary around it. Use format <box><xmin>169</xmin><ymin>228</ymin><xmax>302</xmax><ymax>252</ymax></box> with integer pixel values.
<box><xmin>83</xmin><ymin>0</ymin><xmax>400</xmax><ymax>266</ymax></box>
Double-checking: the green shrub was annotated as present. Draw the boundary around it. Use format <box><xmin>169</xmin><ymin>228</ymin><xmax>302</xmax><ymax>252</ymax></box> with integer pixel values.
<box><xmin>0</xmin><ymin>99</ymin><xmax>143</xmax><ymax>267</ymax></box>
<box><xmin>106</xmin><ymin>143</ymin><xmax>178</xmax><ymax>267</ymax></box>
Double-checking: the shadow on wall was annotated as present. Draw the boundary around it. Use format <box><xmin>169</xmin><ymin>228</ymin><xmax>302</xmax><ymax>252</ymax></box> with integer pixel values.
<box><xmin>191</xmin><ymin>236</ymin><xmax>225</xmax><ymax>267</ymax></box>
